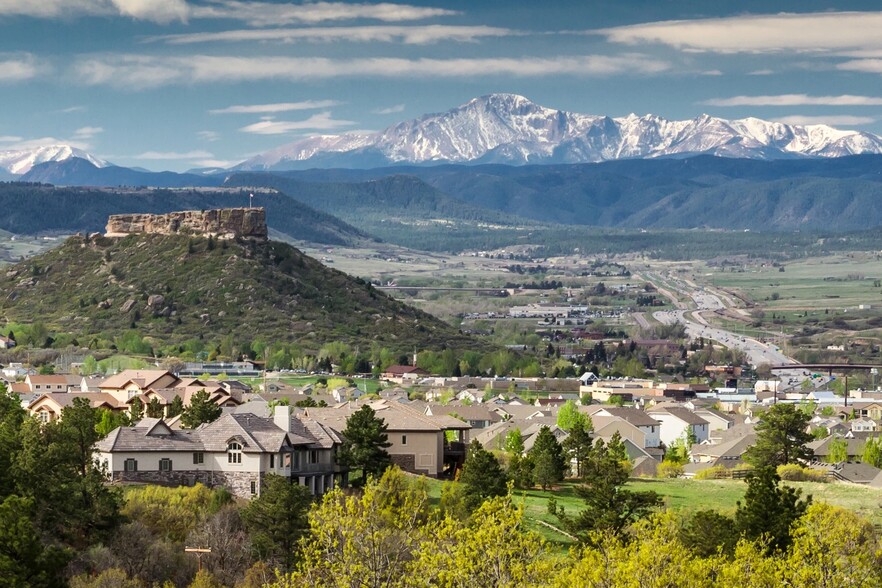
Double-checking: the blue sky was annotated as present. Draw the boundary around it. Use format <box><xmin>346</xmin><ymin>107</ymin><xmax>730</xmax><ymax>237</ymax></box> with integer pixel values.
<box><xmin>3</xmin><ymin>0</ymin><xmax>882</xmax><ymax>171</ymax></box>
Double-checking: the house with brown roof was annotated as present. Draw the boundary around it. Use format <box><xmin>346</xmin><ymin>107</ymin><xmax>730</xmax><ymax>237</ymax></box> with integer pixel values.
<box><xmin>305</xmin><ymin>399</ymin><xmax>470</xmax><ymax>477</ymax></box>
<box><xmin>24</xmin><ymin>374</ymin><xmax>77</xmax><ymax>393</ymax></box>
<box><xmin>95</xmin><ymin>408</ymin><xmax>344</xmax><ymax>499</ymax></box>
<box><xmin>28</xmin><ymin>392</ymin><xmax>123</xmax><ymax>423</ymax></box>
<box><xmin>586</xmin><ymin>406</ymin><xmax>662</xmax><ymax>448</ymax></box>
<box><xmin>99</xmin><ymin>369</ymin><xmax>180</xmax><ymax>404</ymax></box>
<box><xmin>381</xmin><ymin>365</ymin><xmax>430</xmax><ymax>384</ymax></box>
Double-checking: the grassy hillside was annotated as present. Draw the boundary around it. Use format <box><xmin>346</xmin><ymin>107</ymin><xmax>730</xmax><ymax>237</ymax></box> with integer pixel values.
<box><xmin>0</xmin><ymin>232</ymin><xmax>487</xmax><ymax>354</ymax></box>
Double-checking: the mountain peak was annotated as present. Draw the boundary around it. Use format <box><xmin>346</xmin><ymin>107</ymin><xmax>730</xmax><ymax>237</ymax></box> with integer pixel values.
<box><xmin>0</xmin><ymin>143</ymin><xmax>108</xmax><ymax>175</ymax></box>
<box><xmin>235</xmin><ymin>95</ymin><xmax>882</xmax><ymax>171</ymax></box>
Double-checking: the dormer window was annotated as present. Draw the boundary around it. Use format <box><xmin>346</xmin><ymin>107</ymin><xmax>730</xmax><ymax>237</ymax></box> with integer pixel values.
<box><xmin>227</xmin><ymin>441</ymin><xmax>243</xmax><ymax>464</ymax></box>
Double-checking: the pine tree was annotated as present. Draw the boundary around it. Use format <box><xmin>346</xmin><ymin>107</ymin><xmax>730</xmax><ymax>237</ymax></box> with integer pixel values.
<box><xmin>563</xmin><ymin>419</ymin><xmax>593</xmax><ymax>478</ymax></box>
<box><xmin>528</xmin><ymin>426</ymin><xmax>567</xmax><ymax>490</ymax></box>
<box><xmin>339</xmin><ymin>405</ymin><xmax>392</xmax><ymax>485</ymax></box>
<box><xmin>458</xmin><ymin>440</ymin><xmax>508</xmax><ymax>512</ymax></box>
<box><xmin>735</xmin><ymin>466</ymin><xmax>810</xmax><ymax>553</ymax></box>
<box><xmin>745</xmin><ymin>403</ymin><xmax>813</xmax><ymax>468</ymax></box>
<box><xmin>241</xmin><ymin>474</ymin><xmax>312</xmax><ymax>574</ymax></box>
<box><xmin>553</xmin><ymin>432</ymin><xmax>660</xmax><ymax>541</ymax></box>
<box><xmin>146</xmin><ymin>397</ymin><xmax>164</xmax><ymax>419</ymax></box>
<box><xmin>167</xmin><ymin>395</ymin><xmax>184</xmax><ymax>418</ymax></box>
<box><xmin>180</xmin><ymin>390</ymin><xmax>222</xmax><ymax>429</ymax></box>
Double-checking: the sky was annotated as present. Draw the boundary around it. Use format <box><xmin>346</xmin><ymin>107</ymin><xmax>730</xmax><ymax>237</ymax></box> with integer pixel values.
<box><xmin>4</xmin><ymin>0</ymin><xmax>882</xmax><ymax>171</ymax></box>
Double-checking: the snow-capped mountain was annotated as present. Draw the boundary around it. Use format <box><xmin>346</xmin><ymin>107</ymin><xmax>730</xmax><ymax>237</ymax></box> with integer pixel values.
<box><xmin>0</xmin><ymin>144</ymin><xmax>108</xmax><ymax>176</ymax></box>
<box><xmin>235</xmin><ymin>94</ymin><xmax>882</xmax><ymax>170</ymax></box>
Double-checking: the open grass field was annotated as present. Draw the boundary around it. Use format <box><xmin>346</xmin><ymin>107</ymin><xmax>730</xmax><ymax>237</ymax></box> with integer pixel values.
<box><xmin>425</xmin><ymin>476</ymin><xmax>882</xmax><ymax>552</ymax></box>
<box><xmin>705</xmin><ymin>253</ymin><xmax>882</xmax><ymax>312</ymax></box>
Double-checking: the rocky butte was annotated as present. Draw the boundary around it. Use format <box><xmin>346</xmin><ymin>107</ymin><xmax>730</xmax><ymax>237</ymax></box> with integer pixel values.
<box><xmin>105</xmin><ymin>207</ymin><xmax>267</xmax><ymax>240</ymax></box>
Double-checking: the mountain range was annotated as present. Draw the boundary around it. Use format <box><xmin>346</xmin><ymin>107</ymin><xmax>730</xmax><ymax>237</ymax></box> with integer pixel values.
<box><xmin>5</xmin><ymin>94</ymin><xmax>882</xmax><ymax>178</ymax></box>
<box><xmin>234</xmin><ymin>94</ymin><xmax>882</xmax><ymax>170</ymax></box>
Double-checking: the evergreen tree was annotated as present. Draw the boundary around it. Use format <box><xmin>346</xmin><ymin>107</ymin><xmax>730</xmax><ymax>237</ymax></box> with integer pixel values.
<box><xmin>563</xmin><ymin>419</ymin><xmax>593</xmax><ymax>478</ymax></box>
<box><xmin>528</xmin><ymin>426</ymin><xmax>567</xmax><ymax>490</ymax></box>
<box><xmin>735</xmin><ymin>466</ymin><xmax>810</xmax><ymax>553</ymax></box>
<box><xmin>146</xmin><ymin>397</ymin><xmax>164</xmax><ymax>419</ymax></box>
<box><xmin>180</xmin><ymin>390</ymin><xmax>223</xmax><ymax>429</ymax></box>
<box><xmin>552</xmin><ymin>432</ymin><xmax>660</xmax><ymax>541</ymax></box>
<box><xmin>339</xmin><ymin>405</ymin><xmax>392</xmax><ymax>485</ymax></box>
<box><xmin>167</xmin><ymin>395</ymin><xmax>184</xmax><ymax>418</ymax></box>
<box><xmin>241</xmin><ymin>474</ymin><xmax>312</xmax><ymax>574</ymax></box>
<box><xmin>128</xmin><ymin>397</ymin><xmax>144</xmax><ymax>422</ymax></box>
<box><xmin>458</xmin><ymin>440</ymin><xmax>508</xmax><ymax>512</ymax></box>
<box><xmin>744</xmin><ymin>403</ymin><xmax>813</xmax><ymax>468</ymax></box>
<box><xmin>0</xmin><ymin>384</ymin><xmax>25</xmax><ymax>498</ymax></box>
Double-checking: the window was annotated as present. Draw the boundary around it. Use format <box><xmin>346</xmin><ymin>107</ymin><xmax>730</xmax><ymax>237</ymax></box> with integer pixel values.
<box><xmin>227</xmin><ymin>441</ymin><xmax>243</xmax><ymax>464</ymax></box>
<box><xmin>159</xmin><ymin>458</ymin><xmax>172</xmax><ymax>472</ymax></box>
<box><xmin>124</xmin><ymin>458</ymin><xmax>138</xmax><ymax>472</ymax></box>
<box><xmin>270</xmin><ymin>454</ymin><xmax>275</xmax><ymax>468</ymax></box>
<box><xmin>310</xmin><ymin>450</ymin><xmax>318</xmax><ymax>464</ymax></box>
<box><xmin>250</xmin><ymin>480</ymin><xmax>256</xmax><ymax>495</ymax></box>
<box><xmin>284</xmin><ymin>453</ymin><xmax>292</xmax><ymax>468</ymax></box>
<box><xmin>38</xmin><ymin>411</ymin><xmax>51</xmax><ymax>423</ymax></box>
<box><xmin>193</xmin><ymin>452</ymin><xmax>204</xmax><ymax>465</ymax></box>
<box><xmin>401</xmin><ymin>434</ymin><xmax>408</xmax><ymax>445</ymax></box>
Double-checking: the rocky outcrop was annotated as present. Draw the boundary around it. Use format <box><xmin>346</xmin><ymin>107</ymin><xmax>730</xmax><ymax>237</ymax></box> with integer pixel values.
<box><xmin>106</xmin><ymin>208</ymin><xmax>267</xmax><ymax>240</ymax></box>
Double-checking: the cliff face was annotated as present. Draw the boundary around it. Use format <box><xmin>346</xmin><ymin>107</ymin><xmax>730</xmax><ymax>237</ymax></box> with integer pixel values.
<box><xmin>106</xmin><ymin>207</ymin><xmax>267</xmax><ymax>240</ymax></box>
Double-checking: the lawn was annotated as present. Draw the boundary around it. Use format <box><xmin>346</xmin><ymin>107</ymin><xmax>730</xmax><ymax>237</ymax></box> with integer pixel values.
<box><xmin>425</xmin><ymin>476</ymin><xmax>882</xmax><ymax>552</ymax></box>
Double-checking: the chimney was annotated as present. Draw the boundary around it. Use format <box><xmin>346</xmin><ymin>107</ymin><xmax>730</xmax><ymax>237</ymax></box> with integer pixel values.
<box><xmin>273</xmin><ymin>404</ymin><xmax>291</xmax><ymax>432</ymax></box>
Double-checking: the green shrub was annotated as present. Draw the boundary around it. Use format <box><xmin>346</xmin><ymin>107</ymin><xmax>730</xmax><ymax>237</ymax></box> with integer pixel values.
<box><xmin>694</xmin><ymin>465</ymin><xmax>730</xmax><ymax>480</ymax></box>
<box><xmin>777</xmin><ymin>464</ymin><xmax>829</xmax><ymax>483</ymax></box>
<box><xmin>657</xmin><ymin>460</ymin><xmax>685</xmax><ymax>479</ymax></box>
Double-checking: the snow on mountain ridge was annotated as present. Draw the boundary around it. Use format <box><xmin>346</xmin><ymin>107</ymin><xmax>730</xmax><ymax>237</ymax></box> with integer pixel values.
<box><xmin>0</xmin><ymin>144</ymin><xmax>108</xmax><ymax>175</ymax></box>
<box><xmin>234</xmin><ymin>94</ymin><xmax>882</xmax><ymax>170</ymax></box>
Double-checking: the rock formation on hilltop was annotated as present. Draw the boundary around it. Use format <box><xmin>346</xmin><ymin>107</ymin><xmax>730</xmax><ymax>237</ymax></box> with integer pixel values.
<box><xmin>106</xmin><ymin>207</ymin><xmax>267</xmax><ymax>240</ymax></box>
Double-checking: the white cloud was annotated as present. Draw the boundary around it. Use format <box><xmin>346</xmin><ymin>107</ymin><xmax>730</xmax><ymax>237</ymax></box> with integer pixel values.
<box><xmin>56</xmin><ymin>105</ymin><xmax>87</xmax><ymax>114</ymax></box>
<box><xmin>197</xmin><ymin>130</ymin><xmax>221</xmax><ymax>141</ymax></box>
<box><xmin>374</xmin><ymin>104</ymin><xmax>405</xmax><ymax>115</ymax></box>
<box><xmin>210</xmin><ymin>100</ymin><xmax>342</xmax><ymax>114</ymax></box>
<box><xmin>0</xmin><ymin>135</ymin><xmax>22</xmax><ymax>143</ymax></box>
<box><xmin>239</xmin><ymin>112</ymin><xmax>356</xmax><ymax>134</ymax></box>
<box><xmin>150</xmin><ymin>24</ymin><xmax>516</xmax><ymax>45</ymax></box>
<box><xmin>73</xmin><ymin>53</ymin><xmax>671</xmax><ymax>88</ymax></box>
<box><xmin>189</xmin><ymin>1</ymin><xmax>457</xmax><ymax>27</ymax></box>
<box><xmin>0</xmin><ymin>0</ymin><xmax>188</xmax><ymax>23</ymax></box>
<box><xmin>837</xmin><ymin>59</ymin><xmax>882</xmax><ymax>74</ymax></box>
<box><xmin>191</xmin><ymin>158</ymin><xmax>241</xmax><ymax>169</ymax></box>
<box><xmin>0</xmin><ymin>55</ymin><xmax>42</xmax><ymax>82</ymax></box>
<box><xmin>133</xmin><ymin>149</ymin><xmax>214</xmax><ymax>159</ymax></box>
<box><xmin>747</xmin><ymin>69</ymin><xmax>774</xmax><ymax>76</ymax></box>
<box><xmin>771</xmin><ymin>115</ymin><xmax>875</xmax><ymax>126</ymax></box>
<box><xmin>72</xmin><ymin>126</ymin><xmax>104</xmax><ymax>139</ymax></box>
<box><xmin>704</xmin><ymin>94</ymin><xmax>882</xmax><ymax>107</ymax></box>
<box><xmin>111</xmin><ymin>0</ymin><xmax>188</xmax><ymax>24</ymax></box>
<box><xmin>597</xmin><ymin>11</ymin><xmax>882</xmax><ymax>54</ymax></box>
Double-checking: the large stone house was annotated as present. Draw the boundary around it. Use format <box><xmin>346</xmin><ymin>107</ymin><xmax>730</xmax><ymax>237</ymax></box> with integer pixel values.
<box><xmin>95</xmin><ymin>406</ymin><xmax>343</xmax><ymax>499</ymax></box>
<box><xmin>305</xmin><ymin>399</ymin><xmax>470</xmax><ymax>477</ymax></box>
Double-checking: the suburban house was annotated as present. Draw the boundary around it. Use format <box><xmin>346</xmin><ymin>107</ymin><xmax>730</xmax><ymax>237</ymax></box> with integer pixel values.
<box><xmin>28</xmin><ymin>392</ymin><xmax>123</xmax><ymax>422</ymax></box>
<box><xmin>99</xmin><ymin>370</ymin><xmax>181</xmax><ymax>404</ymax></box>
<box><xmin>130</xmin><ymin>377</ymin><xmax>243</xmax><ymax>416</ymax></box>
<box><xmin>381</xmin><ymin>365</ymin><xmax>429</xmax><ymax>383</ymax></box>
<box><xmin>690</xmin><ymin>433</ymin><xmax>756</xmax><ymax>465</ymax></box>
<box><xmin>425</xmin><ymin>404</ymin><xmax>501</xmax><ymax>429</ymax></box>
<box><xmin>0</xmin><ymin>335</ymin><xmax>15</xmax><ymax>349</ymax></box>
<box><xmin>586</xmin><ymin>406</ymin><xmax>662</xmax><ymax>448</ymax></box>
<box><xmin>24</xmin><ymin>374</ymin><xmax>78</xmax><ymax>393</ymax></box>
<box><xmin>95</xmin><ymin>408</ymin><xmax>344</xmax><ymax>499</ymax></box>
<box><xmin>305</xmin><ymin>399</ymin><xmax>471</xmax><ymax>477</ymax></box>
<box><xmin>646</xmin><ymin>405</ymin><xmax>710</xmax><ymax>446</ymax></box>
